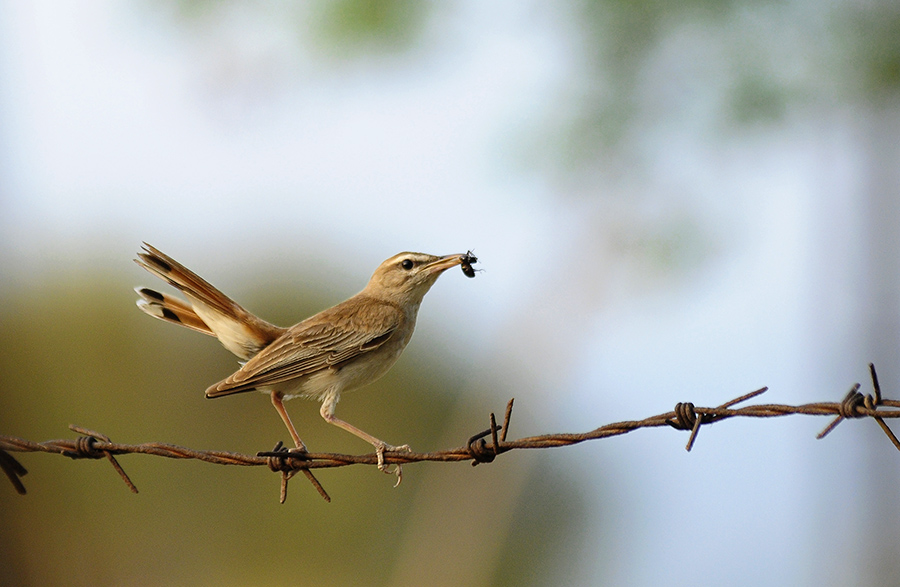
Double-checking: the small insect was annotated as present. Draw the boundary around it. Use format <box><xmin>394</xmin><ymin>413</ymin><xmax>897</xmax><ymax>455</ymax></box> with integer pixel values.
<box><xmin>460</xmin><ymin>250</ymin><xmax>478</xmax><ymax>278</ymax></box>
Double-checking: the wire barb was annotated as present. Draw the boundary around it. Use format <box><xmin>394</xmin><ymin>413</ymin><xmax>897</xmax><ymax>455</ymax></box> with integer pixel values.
<box><xmin>673</xmin><ymin>386</ymin><xmax>770</xmax><ymax>452</ymax></box>
<box><xmin>3</xmin><ymin>365</ymin><xmax>900</xmax><ymax>501</ymax></box>
<box><xmin>467</xmin><ymin>428</ymin><xmax>497</xmax><ymax>466</ymax></box>
<box><xmin>501</xmin><ymin>398</ymin><xmax>515</xmax><ymax>442</ymax></box>
<box><xmin>865</xmin><ymin>364</ymin><xmax>900</xmax><ymax>451</ymax></box>
<box><xmin>66</xmin><ymin>426</ymin><xmax>138</xmax><ymax>494</ymax></box>
<box><xmin>0</xmin><ymin>449</ymin><xmax>28</xmax><ymax>495</ymax></box>
<box><xmin>467</xmin><ymin>400</ymin><xmax>516</xmax><ymax>467</ymax></box>
<box><xmin>815</xmin><ymin>364</ymin><xmax>899</xmax><ymax>453</ymax></box>
<box><xmin>259</xmin><ymin>441</ymin><xmax>331</xmax><ymax>504</ymax></box>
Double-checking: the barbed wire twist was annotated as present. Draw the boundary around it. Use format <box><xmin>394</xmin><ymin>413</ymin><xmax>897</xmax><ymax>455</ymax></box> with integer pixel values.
<box><xmin>3</xmin><ymin>363</ymin><xmax>898</xmax><ymax>503</ymax></box>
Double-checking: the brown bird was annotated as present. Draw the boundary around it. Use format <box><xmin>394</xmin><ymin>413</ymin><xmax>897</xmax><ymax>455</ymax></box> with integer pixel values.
<box><xmin>134</xmin><ymin>243</ymin><xmax>475</xmax><ymax>483</ymax></box>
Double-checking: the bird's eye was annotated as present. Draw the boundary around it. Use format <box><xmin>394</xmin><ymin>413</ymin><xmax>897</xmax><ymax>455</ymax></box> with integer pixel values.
<box><xmin>401</xmin><ymin>259</ymin><xmax>414</xmax><ymax>270</ymax></box>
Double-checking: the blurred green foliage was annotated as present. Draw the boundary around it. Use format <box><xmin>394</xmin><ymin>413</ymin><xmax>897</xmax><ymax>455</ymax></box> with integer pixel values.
<box><xmin>309</xmin><ymin>0</ymin><xmax>431</xmax><ymax>57</ymax></box>
<box><xmin>163</xmin><ymin>0</ymin><xmax>432</xmax><ymax>60</ymax></box>
<box><xmin>851</xmin><ymin>4</ymin><xmax>900</xmax><ymax>99</ymax></box>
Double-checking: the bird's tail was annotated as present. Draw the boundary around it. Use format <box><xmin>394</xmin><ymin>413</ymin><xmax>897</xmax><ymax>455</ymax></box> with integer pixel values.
<box><xmin>134</xmin><ymin>243</ymin><xmax>285</xmax><ymax>360</ymax></box>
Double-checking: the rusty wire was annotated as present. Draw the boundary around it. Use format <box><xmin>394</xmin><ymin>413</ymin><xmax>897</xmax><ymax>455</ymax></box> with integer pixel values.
<box><xmin>3</xmin><ymin>363</ymin><xmax>900</xmax><ymax>503</ymax></box>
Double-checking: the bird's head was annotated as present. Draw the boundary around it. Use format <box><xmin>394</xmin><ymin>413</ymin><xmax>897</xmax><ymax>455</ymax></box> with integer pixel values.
<box><xmin>363</xmin><ymin>252</ymin><xmax>469</xmax><ymax>306</ymax></box>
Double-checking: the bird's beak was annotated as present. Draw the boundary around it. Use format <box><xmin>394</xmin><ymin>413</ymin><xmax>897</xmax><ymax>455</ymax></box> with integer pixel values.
<box><xmin>425</xmin><ymin>253</ymin><xmax>466</xmax><ymax>274</ymax></box>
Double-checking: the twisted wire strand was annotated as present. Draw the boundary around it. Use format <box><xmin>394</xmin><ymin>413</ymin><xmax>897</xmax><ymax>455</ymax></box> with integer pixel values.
<box><xmin>3</xmin><ymin>364</ymin><xmax>898</xmax><ymax>502</ymax></box>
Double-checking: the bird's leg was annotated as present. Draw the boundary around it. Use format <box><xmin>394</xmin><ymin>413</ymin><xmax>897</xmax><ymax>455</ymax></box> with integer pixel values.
<box><xmin>271</xmin><ymin>391</ymin><xmax>307</xmax><ymax>452</ymax></box>
<box><xmin>319</xmin><ymin>396</ymin><xmax>410</xmax><ymax>486</ymax></box>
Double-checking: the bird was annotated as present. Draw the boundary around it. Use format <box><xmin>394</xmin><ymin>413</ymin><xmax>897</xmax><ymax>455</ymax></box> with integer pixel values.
<box><xmin>134</xmin><ymin>243</ymin><xmax>476</xmax><ymax>483</ymax></box>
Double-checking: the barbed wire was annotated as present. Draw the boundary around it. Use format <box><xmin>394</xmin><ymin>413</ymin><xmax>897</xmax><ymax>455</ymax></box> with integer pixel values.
<box><xmin>3</xmin><ymin>363</ymin><xmax>899</xmax><ymax>503</ymax></box>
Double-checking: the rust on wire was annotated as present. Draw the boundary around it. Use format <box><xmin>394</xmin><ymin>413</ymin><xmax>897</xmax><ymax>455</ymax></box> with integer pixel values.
<box><xmin>490</xmin><ymin>412</ymin><xmax>500</xmax><ymax>456</ymax></box>
<box><xmin>261</xmin><ymin>441</ymin><xmax>331</xmax><ymax>503</ymax></box>
<box><xmin>3</xmin><ymin>364</ymin><xmax>900</xmax><ymax>502</ymax></box>
<box><xmin>466</xmin><ymin>400</ymin><xmax>515</xmax><ymax>467</ymax></box>
<box><xmin>817</xmin><ymin>364</ymin><xmax>892</xmax><ymax>442</ymax></box>
<box><xmin>863</xmin><ymin>363</ymin><xmax>900</xmax><ymax>450</ymax></box>
<box><xmin>501</xmin><ymin>398</ymin><xmax>515</xmax><ymax>442</ymax></box>
<box><xmin>66</xmin><ymin>426</ymin><xmax>138</xmax><ymax>494</ymax></box>
<box><xmin>666</xmin><ymin>387</ymin><xmax>769</xmax><ymax>451</ymax></box>
<box><xmin>0</xmin><ymin>449</ymin><xmax>27</xmax><ymax>494</ymax></box>
<box><xmin>466</xmin><ymin>427</ymin><xmax>497</xmax><ymax>465</ymax></box>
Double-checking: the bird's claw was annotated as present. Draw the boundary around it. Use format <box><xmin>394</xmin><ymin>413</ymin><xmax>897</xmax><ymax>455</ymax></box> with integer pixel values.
<box><xmin>375</xmin><ymin>443</ymin><xmax>411</xmax><ymax>487</ymax></box>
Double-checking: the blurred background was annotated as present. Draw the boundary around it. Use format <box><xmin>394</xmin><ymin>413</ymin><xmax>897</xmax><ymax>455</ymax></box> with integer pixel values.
<box><xmin>1</xmin><ymin>1</ymin><xmax>899</xmax><ymax>585</ymax></box>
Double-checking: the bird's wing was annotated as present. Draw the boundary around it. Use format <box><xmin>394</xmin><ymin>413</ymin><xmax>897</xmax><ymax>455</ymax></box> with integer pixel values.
<box><xmin>206</xmin><ymin>299</ymin><xmax>402</xmax><ymax>396</ymax></box>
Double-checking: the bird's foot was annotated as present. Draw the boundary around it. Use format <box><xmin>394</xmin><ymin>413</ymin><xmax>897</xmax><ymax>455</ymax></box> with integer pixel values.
<box><xmin>375</xmin><ymin>442</ymin><xmax>411</xmax><ymax>487</ymax></box>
